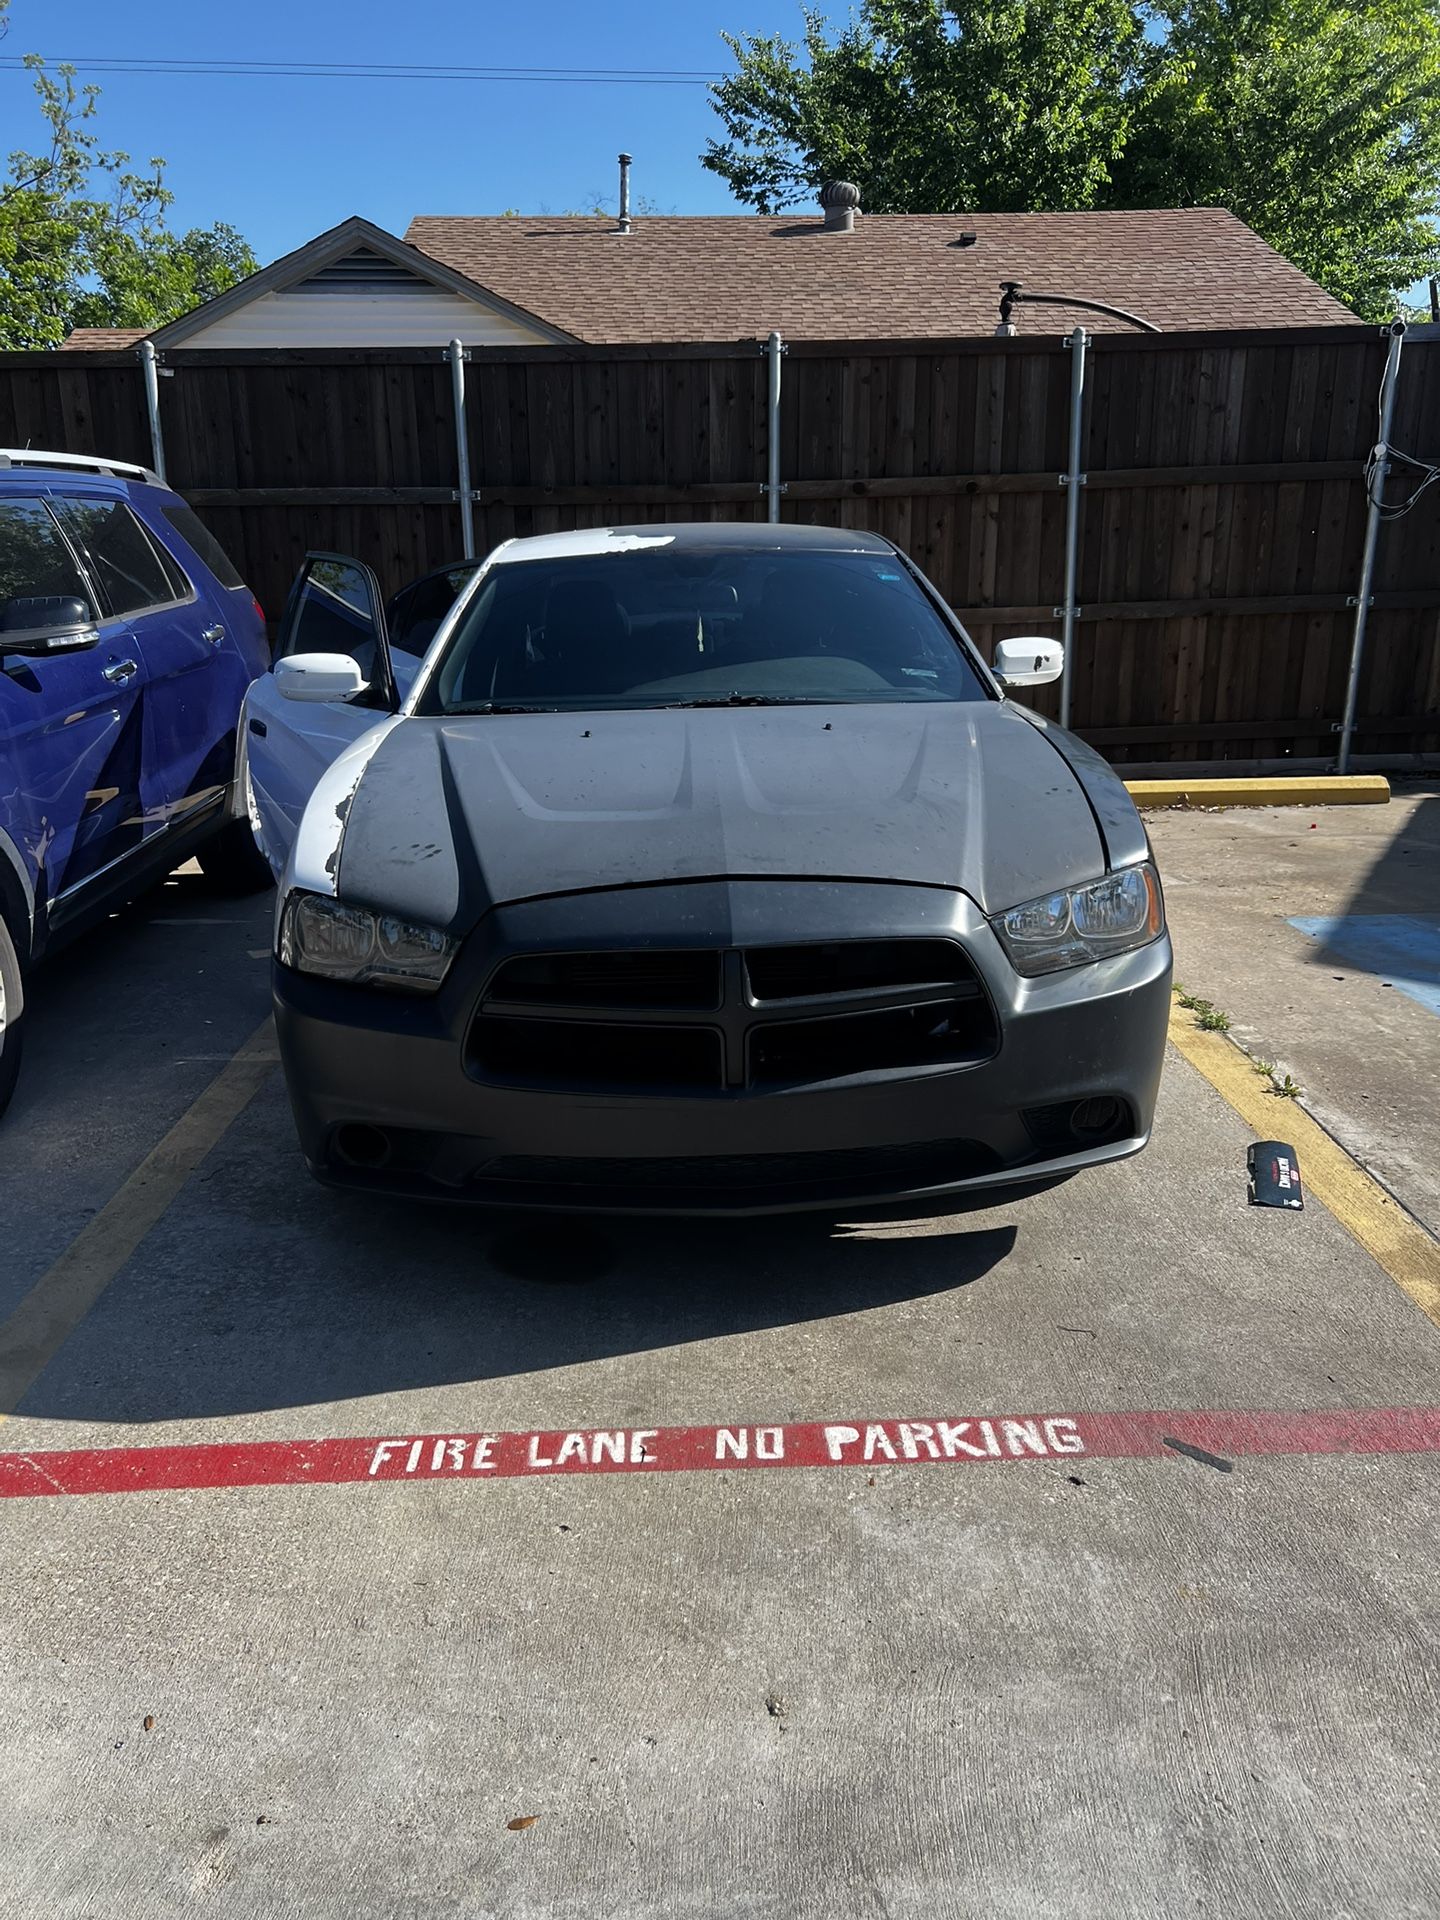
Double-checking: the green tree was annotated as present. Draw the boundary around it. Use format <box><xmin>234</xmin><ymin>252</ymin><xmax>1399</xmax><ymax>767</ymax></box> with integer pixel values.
<box><xmin>1111</xmin><ymin>0</ymin><xmax>1440</xmax><ymax>319</ymax></box>
<box><xmin>0</xmin><ymin>14</ymin><xmax>257</xmax><ymax>347</ymax></box>
<box><xmin>703</xmin><ymin>1</ymin><xmax>1146</xmax><ymax>215</ymax></box>
<box><xmin>703</xmin><ymin>0</ymin><xmax>1440</xmax><ymax>318</ymax></box>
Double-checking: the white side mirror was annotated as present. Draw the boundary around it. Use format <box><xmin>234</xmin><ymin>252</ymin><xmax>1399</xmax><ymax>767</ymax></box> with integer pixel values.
<box><xmin>275</xmin><ymin>652</ymin><xmax>369</xmax><ymax>703</ymax></box>
<box><xmin>994</xmin><ymin>636</ymin><xmax>1064</xmax><ymax>688</ymax></box>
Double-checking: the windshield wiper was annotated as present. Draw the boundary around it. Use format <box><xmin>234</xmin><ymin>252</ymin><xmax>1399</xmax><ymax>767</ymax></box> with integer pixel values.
<box><xmin>447</xmin><ymin>694</ymin><xmax>822</xmax><ymax>716</ymax></box>
<box><xmin>447</xmin><ymin>701</ymin><xmax>559</xmax><ymax>715</ymax></box>
<box><xmin>658</xmin><ymin>693</ymin><xmax>817</xmax><ymax>708</ymax></box>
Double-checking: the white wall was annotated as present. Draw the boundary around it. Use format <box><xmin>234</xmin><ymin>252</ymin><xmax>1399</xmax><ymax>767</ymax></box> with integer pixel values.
<box><xmin>179</xmin><ymin>287</ymin><xmax>553</xmax><ymax>348</ymax></box>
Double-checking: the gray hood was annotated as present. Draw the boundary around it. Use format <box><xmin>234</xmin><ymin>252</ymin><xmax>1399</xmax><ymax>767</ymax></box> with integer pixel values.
<box><xmin>336</xmin><ymin>701</ymin><xmax>1106</xmax><ymax>930</ymax></box>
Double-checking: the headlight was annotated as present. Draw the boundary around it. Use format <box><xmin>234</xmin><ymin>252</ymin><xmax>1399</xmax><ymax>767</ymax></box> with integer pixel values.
<box><xmin>991</xmin><ymin>862</ymin><xmax>1164</xmax><ymax>977</ymax></box>
<box><xmin>278</xmin><ymin>891</ymin><xmax>457</xmax><ymax>992</ymax></box>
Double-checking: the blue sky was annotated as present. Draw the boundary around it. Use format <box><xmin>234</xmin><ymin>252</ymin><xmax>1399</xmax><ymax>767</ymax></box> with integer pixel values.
<box><xmin>0</xmin><ymin>0</ymin><xmax>803</xmax><ymax>262</ymax></box>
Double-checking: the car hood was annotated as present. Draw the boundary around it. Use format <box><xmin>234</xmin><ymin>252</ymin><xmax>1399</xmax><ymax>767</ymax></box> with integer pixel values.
<box><xmin>335</xmin><ymin>701</ymin><xmax>1106</xmax><ymax>929</ymax></box>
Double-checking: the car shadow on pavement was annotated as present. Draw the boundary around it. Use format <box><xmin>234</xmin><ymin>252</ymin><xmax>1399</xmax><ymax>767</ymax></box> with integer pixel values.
<box><xmin>20</xmin><ymin>1184</ymin><xmax>1020</xmax><ymax>1425</ymax></box>
<box><xmin>16</xmin><ymin>864</ymin><xmax>272</xmax><ymax>1088</ymax></box>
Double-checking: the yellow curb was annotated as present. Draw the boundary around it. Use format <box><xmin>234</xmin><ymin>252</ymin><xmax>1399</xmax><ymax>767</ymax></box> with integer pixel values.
<box><xmin>1167</xmin><ymin>1003</ymin><xmax>1440</xmax><ymax>1331</ymax></box>
<box><xmin>1127</xmin><ymin>775</ymin><xmax>1390</xmax><ymax>809</ymax></box>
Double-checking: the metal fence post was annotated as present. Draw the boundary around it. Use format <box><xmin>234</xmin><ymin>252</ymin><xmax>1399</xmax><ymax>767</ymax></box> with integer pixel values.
<box><xmin>447</xmin><ymin>338</ymin><xmax>475</xmax><ymax>561</ymax></box>
<box><xmin>764</xmin><ymin>330</ymin><xmax>785</xmax><ymax>523</ymax></box>
<box><xmin>1056</xmin><ymin>326</ymin><xmax>1088</xmax><ymax>729</ymax></box>
<box><xmin>138</xmin><ymin>339</ymin><xmax>167</xmax><ymax>483</ymax></box>
<box><xmin>1338</xmin><ymin>320</ymin><xmax>1407</xmax><ymax>774</ymax></box>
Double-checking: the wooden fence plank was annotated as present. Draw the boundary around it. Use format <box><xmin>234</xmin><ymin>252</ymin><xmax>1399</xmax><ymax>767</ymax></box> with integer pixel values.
<box><xmin>2</xmin><ymin>335</ymin><xmax>1438</xmax><ymax>765</ymax></box>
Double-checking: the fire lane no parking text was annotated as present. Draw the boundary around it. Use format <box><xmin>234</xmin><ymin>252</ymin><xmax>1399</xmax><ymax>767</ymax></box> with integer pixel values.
<box><xmin>1</xmin><ymin>1406</ymin><xmax>1437</xmax><ymax>1500</ymax></box>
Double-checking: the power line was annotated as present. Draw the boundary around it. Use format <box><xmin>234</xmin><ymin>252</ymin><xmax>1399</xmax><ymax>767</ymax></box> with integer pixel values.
<box><xmin>0</xmin><ymin>55</ymin><xmax>720</xmax><ymax>86</ymax></box>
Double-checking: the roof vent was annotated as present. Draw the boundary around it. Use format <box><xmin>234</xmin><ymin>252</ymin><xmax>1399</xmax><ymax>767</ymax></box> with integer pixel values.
<box><xmin>302</xmin><ymin>247</ymin><xmax>430</xmax><ymax>294</ymax></box>
<box><xmin>819</xmin><ymin>181</ymin><xmax>861</xmax><ymax>233</ymax></box>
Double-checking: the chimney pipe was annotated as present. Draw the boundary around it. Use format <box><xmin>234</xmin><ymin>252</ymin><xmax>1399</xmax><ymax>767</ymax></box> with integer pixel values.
<box><xmin>618</xmin><ymin>152</ymin><xmax>632</xmax><ymax>234</ymax></box>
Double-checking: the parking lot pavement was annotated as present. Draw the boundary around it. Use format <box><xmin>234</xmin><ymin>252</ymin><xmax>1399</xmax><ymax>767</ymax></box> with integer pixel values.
<box><xmin>0</xmin><ymin>864</ymin><xmax>277</xmax><ymax>1324</ymax></box>
<box><xmin>1149</xmin><ymin>782</ymin><xmax>1440</xmax><ymax>1236</ymax></box>
<box><xmin>1</xmin><ymin>879</ymin><xmax>1437</xmax><ymax>1919</ymax></box>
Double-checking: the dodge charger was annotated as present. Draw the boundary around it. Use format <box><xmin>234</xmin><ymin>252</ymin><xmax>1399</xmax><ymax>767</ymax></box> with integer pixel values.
<box><xmin>250</xmin><ymin>523</ymin><xmax>1172</xmax><ymax>1212</ymax></box>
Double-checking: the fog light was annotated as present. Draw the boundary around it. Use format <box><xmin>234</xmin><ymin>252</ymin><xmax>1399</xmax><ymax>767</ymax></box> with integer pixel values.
<box><xmin>335</xmin><ymin>1123</ymin><xmax>391</xmax><ymax>1168</ymax></box>
<box><xmin>1071</xmin><ymin>1096</ymin><xmax>1124</xmax><ymax>1140</ymax></box>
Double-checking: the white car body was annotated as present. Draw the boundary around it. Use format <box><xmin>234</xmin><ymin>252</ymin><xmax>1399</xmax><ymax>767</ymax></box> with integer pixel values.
<box><xmin>242</xmin><ymin>551</ymin><xmax>484</xmax><ymax>884</ymax></box>
<box><xmin>242</xmin><ymin>530</ymin><xmax>1061</xmax><ymax>921</ymax></box>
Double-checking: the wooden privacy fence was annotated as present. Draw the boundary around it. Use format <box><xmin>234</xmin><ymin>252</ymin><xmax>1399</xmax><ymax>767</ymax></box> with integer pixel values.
<box><xmin>3</xmin><ymin>324</ymin><xmax>1439</xmax><ymax>767</ymax></box>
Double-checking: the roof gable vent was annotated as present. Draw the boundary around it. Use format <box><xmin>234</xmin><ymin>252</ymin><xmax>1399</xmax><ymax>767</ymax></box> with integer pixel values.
<box><xmin>299</xmin><ymin>247</ymin><xmax>433</xmax><ymax>294</ymax></box>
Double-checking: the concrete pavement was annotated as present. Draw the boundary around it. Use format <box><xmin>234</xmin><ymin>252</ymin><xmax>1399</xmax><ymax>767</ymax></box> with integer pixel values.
<box><xmin>1150</xmin><ymin>782</ymin><xmax>1440</xmax><ymax>1235</ymax></box>
<box><xmin>0</xmin><ymin>861</ymin><xmax>1436</xmax><ymax>1918</ymax></box>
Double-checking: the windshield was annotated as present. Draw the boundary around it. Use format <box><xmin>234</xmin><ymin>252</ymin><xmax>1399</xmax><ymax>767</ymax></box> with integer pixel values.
<box><xmin>418</xmin><ymin>547</ymin><xmax>990</xmax><ymax>714</ymax></box>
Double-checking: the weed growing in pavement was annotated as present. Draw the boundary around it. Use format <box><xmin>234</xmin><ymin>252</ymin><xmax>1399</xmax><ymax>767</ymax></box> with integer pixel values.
<box><xmin>1175</xmin><ymin>987</ymin><xmax>1301</xmax><ymax>1093</ymax></box>
<box><xmin>1175</xmin><ymin>985</ymin><xmax>1232</xmax><ymax>1031</ymax></box>
<box><xmin>1250</xmin><ymin>1056</ymin><xmax>1304</xmax><ymax>1099</ymax></box>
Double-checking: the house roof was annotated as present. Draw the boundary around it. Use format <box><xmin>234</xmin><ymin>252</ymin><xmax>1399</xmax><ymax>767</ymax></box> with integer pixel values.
<box><xmin>406</xmin><ymin>207</ymin><xmax>1358</xmax><ymax>342</ymax></box>
<box><xmin>62</xmin><ymin>216</ymin><xmax>576</xmax><ymax>351</ymax></box>
<box><xmin>145</xmin><ymin>215</ymin><xmax>576</xmax><ymax>347</ymax></box>
<box><xmin>59</xmin><ymin>327</ymin><xmax>152</xmax><ymax>351</ymax></box>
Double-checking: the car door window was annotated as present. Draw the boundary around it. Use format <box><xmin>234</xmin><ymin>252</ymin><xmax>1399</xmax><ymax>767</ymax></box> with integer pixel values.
<box><xmin>277</xmin><ymin>554</ymin><xmax>395</xmax><ymax>710</ymax></box>
<box><xmin>0</xmin><ymin>497</ymin><xmax>99</xmax><ymax>641</ymax></box>
<box><xmin>49</xmin><ymin>498</ymin><xmax>181</xmax><ymax>619</ymax></box>
<box><xmin>387</xmin><ymin>566</ymin><xmax>475</xmax><ymax>659</ymax></box>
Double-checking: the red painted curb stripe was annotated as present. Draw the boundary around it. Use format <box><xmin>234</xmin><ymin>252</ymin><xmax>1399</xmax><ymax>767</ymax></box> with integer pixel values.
<box><xmin>1</xmin><ymin>1408</ymin><xmax>1436</xmax><ymax>1500</ymax></box>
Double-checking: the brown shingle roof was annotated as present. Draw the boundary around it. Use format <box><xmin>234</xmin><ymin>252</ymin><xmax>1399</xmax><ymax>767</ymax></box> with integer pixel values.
<box><xmin>59</xmin><ymin>327</ymin><xmax>151</xmax><ymax>350</ymax></box>
<box><xmin>405</xmin><ymin>208</ymin><xmax>1356</xmax><ymax>343</ymax></box>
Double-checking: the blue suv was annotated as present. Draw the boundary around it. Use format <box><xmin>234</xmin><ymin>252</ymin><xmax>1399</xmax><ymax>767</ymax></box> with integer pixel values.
<box><xmin>0</xmin><ymin>450</ymin><xmax>272</xmax><ymax>1115</ymax></box>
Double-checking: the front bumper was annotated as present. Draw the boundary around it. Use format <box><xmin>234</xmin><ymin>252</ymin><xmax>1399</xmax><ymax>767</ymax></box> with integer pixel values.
<box><xmin>273</xmin><ymin>879</ymin><xmax>1173</xmax><ymax>1214</ymax></box>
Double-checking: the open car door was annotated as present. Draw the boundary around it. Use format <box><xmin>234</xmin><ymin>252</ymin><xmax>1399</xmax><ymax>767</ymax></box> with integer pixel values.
<box><xmin>242</xmin><ymin>553</ymin><xmax>397</xmax><ymax>880</ymax></box>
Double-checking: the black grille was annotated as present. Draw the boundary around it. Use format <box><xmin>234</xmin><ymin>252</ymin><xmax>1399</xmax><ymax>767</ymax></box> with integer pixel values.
<box><xmin>750</xmin><ymin>996</ymin><xmax>996</xmax><ymax>1086</ymax></box>
<box><xmin>746</xmin><ymin>938</ymin><xmax>972</xmax><ymax>1000</ymax></box>
<box><xmin>470</xmin><ymin>1016</ymin><xmax>722</xmax><ymax>1091</ymax></box>
<box><xmin>486</xmin><ymin>949</ymin><xmax>721</xmax><ymax>1009</ymax></box>
<box><xmin>466</xmin><ymin>937</ymin><xmax>997</xmax><ymax>1096</ymax></box>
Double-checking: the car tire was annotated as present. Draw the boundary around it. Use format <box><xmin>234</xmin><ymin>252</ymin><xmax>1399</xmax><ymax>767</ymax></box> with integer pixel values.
<box><xmin>0</xmin><ymin>912</ymin><xmax>24</xmax><ymax>1122</ymax></box>
<box><xmin>197</xmin><ymin>818</ymin><xmax>274</xmax><ymax>896</ymax></box>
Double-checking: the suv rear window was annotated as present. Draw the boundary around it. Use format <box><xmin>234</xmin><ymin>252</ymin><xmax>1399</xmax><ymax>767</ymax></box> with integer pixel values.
<box><xmin>162</xmin><ymin>505</ymin><xmax>245</xmax><ymax>591</ymax></box>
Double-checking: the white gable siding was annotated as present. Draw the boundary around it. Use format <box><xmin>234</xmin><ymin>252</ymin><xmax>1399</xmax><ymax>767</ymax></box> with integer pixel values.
<box><xmin>177</xmin><ymin>286</ymin><xmax>551</xmax><ymax>348</ymax></box>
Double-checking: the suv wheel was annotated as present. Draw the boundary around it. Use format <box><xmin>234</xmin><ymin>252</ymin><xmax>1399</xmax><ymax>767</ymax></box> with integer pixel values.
<box><xmin>0</xmin><ymin>913</ymin><xmax>24</xmax><ymax>1121</ymax></box>
<box><xmin>197</xmin><ymin>818</ymin><xmax>274</xmax><ymax>896</ymax></box>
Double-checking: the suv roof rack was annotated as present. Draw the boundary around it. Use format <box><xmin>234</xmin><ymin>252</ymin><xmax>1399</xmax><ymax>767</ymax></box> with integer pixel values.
<box><xmin>0</xmin><ymin>448</ymin><xmax>161</xmax><ymax>485</ymax></box>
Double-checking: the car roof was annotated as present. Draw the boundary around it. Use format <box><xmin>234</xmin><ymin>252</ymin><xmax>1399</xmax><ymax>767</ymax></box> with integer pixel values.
<box><xmin>489</xmin><ymin>522</ymin><xmax>897</xmax><ymax>565</ymax></box>
<box><xmin>0</xmin><ymin>468</ymin><xmax>135</xmax><ymax>502</ymax></box>
<box><xmin>0</xmin><ymin>449</ymin><xmax>164</xmax><ymax>491</ymax></box>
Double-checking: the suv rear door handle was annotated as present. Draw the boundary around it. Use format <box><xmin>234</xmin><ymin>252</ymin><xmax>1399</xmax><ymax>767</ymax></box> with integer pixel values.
<box><xmin>201</xmin><ymin>624</ymin><xmax>225</xmax><ymax>646</ymax></box>
<box><xmin>102</xmin><ymin>658</ymin><xmax>140</xmax><ymax>684</ymax></box>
